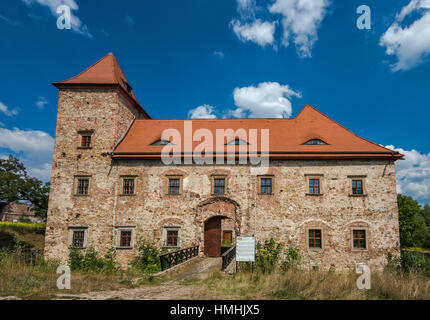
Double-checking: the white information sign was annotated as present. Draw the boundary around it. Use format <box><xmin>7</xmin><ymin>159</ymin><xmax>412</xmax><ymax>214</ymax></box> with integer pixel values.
<box><xmin>236</xmin><ymin>236</ymin><xmax>255</xmax><ymax>262</ymax></box>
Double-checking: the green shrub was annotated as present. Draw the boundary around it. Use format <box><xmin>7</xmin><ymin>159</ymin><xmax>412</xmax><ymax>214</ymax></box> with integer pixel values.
<box><xmin>255</xmin><ymin>238</ymin><xmax>282</xmax><ymax>274</ymax></box>
<box><xmin>239</xmin><ymin>239</ymin><xmax>302</xmax><ymax>274</ymax></box>
<box><xmin>281</xmin><ymin>247</ymin><xmax>302</xmax><ymax>272</ymax></box>
<box><xmin>131</xmin><ymin>238</ymin><xmax>161</xmax><ymax>274</ymax></box>
<box><xmin>69</xmin><ymin>246</ymin><xmax>119</xmax><ymax>274</ymax></box>
<box><xmin>386</xmin><ymin>251</ymin><xmax>430</xmax><ymax>277</ymax></box>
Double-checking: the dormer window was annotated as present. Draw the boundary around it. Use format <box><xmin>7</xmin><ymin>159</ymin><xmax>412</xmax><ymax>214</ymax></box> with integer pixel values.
<box><xmin>151</xmin><ymin>139</ymin><xmax>175</xmax><ymax>146</ymax></box>
<box><xmin>226</xmin><ymin>139</ymin><xmax>249</xmax><ymax>146</ymax></box>
<box><xmin>303</xmin><ymin>139</ymin><xmax>327</xmax><ymax>145</ymax></box>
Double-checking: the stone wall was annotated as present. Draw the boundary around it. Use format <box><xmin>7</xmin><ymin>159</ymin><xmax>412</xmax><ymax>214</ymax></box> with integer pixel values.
<box><xmin>44</xmin><ymin>88</ymin><xmax>400</xmax><ymax>271</ymax></box>
<box><xmin>44</xmin><ymin>88</ymin><xmax>143</xmax><ymax>263</ymax></box>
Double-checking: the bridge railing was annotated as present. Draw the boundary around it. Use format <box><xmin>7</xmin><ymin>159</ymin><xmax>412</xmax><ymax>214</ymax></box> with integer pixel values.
<box><xmin>221</xmin><ymin>245</ymin><xmax>236</xmax><ymax>270</ymax></box>
<box><xmin>159</xmin><ymin>246</ymin><xmax>199</xmax><ymax>271</ymax></box>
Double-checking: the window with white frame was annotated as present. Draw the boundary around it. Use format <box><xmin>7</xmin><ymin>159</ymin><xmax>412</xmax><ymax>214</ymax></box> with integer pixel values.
<box><xmin>121</xmin><ymin>176</ymin><xmax>136</xmax><ymax>195</ymax></box>
<box><xmin>352</xmin><ymin>229</ymin><xmax>367</xmax><ymax>250</ymax></box>
<box><xmin>68</xmin><ymin>227</ymin><xmax>88</xmax><ymax>248</ymax></box>
<box><xmin>115</xmin><ymin>227</ymin><xmax>135</xmax><ymax>249</ymax></box>
<box><xmin>75</xmin><ymin>176</ymin><xmax>90</xmax><ymax>195</ymax></box>
<box><xmin>163</xmin><ymin>227</ymin><xmax>181</xmax><ymax>248</ymax></box>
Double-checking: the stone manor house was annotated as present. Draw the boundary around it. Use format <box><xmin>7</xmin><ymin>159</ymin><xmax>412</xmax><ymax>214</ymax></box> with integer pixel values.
<box><xmin>44</xmin><ymin>53</ymin><xmax>403</xmax><ymax>270</ymax></box>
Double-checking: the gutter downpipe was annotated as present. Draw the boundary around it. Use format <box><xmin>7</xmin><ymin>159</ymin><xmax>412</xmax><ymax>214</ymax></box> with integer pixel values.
<box><xmin>112</xmin><ymin>163</ymin><xmax>119</xmax><ymax>243</ymax></box>
<box><xmin>254</xmin><ymin>172</ymin><xmax>257</xmax><ymax>241</ymax></box>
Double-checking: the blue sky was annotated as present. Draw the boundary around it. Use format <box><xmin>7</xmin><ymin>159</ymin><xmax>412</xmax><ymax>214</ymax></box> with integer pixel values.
<box><xmin>0</xmin><ymin>0</ymin><xmax>429</xmax><ymax>204</ymax></box>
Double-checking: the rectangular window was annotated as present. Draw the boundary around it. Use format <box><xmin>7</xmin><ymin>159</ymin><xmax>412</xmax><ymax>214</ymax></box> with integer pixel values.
<box><xmin>77</xmin><ymin>178</ymin><xmax>89</xmax><ymax>195</ymax></box>
<box><xmin>168</xmin><ymin>178</ymin><xmax>180</xmax><ymax>195</ymax></box>
<box><xmin>223</xmin><ymin>230</ymin><xmax>233</xmax><ymax>244</ymax></box>
<box><xmin>352</xmin><ymin>180</ymin><xmax>363</xmax><ymax>195</ymax></box>
<box><xmin>260</xmin><ymin>178</ymin><xmax>272</xmax><ymax>194</ymax></box>
<box><xmin>308</xmin><ymin>229</ymin><xmax>322</xmax><ymax>249</ymax></box>
<box><xmin>166</xmin><ymin>230</ymin><xmax>178</xmax><ymax>247</ymax></box>
<box><xmin>81</xmin><ymin>135</ymin><xmax>92</xmax><ymax>148</ymax></box>
<box><xmin>123</xmin><ymin>178</ymin><xmax>135</xmax><ymax>195</ymax></box>
<box><xmin>120</xmin><ymin>230</ymin><xmax>132</xmax><ymax>247</ymax></box>
<box><xmin>72</xmin><ymin>230</ymin><xmax>85</xmax><ymax>248</ymax></box>
<box><xmin>353</xmin><ymin>230</ymin><xmax>367</xmax><ymax>250</ymax></box>
<box><xmin>309</xmin><ymin>179</ymin><xmax>320</xmax><ymax>194</ymax></box>
<box><xmin>214</xmin><ymin>178</ymin><xmax>225</xmax><ymax>194</ymax></box>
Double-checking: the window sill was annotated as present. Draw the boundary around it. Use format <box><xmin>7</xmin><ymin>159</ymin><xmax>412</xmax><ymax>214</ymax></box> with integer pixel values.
<box><xmin>351</xmin><ymin>248</ymin><xmax>368</xmax><ymax>252</ymax></box>
<box><xmin>74</xmin><ymin>194</ymin><xmax>89</xmax><ymax>197</ymax></box>
<box><xmin>77</xmin><ymin>147</ymin><xmax>92</xmax><ymax>150</ymax></box>
<box><xmin>119</xmin><ymin>194</ymin><xmax>136</xmax><ymax>197</ymax></box>
<box><xmin>307</xmin><ymin>248</ymin><xmax>324</xmax><ymax>252</ymax></box>
<box><xmin>116</xmin><ymin>247</ymin><xmax>133</xmax><ymax>250</ymax></box>
<box><xmin>258</xmin><ymin>193</ymin><xmax>273</xmax><ymax>195</ymax></box>
<box><xmin>69</xmin><ymin>246</ymin><xmax>86</xmax><ymax>250</ymax></box>
<box><xmin>349</xmin><ymin>194</ymin><xmax>367</xmax><ymax>197</ymax></box>
<box><xmin>166</xmin><ymin>193</ymin><xmax>181</xmax><ymax>196</ymax></box>
<box><xmin>306</xmin><ymin>193</ymin><xmax>323</xmax><ymax>196</ymax></box>
<box><xmin>212</xmin><ymin>193</ymin><xmax>226</xmax><ymax>196</ymax></box>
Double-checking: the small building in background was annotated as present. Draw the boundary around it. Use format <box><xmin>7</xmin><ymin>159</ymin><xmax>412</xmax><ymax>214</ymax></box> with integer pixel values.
<box><xmin>0</xmin><ymin>202</ymin><xmax>43</xmax><ymax>223</ymax></box>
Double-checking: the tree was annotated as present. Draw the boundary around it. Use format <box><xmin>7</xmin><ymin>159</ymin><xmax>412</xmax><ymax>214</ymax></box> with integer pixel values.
<box><xmin>422</xmin><ymin>204</ymin><xmax>430</xmax><ymax>227</ymax></box>
<box><xmin>421</xmin><ymin>204</ymin><xmax>430</xmax><ymax>248</ymax></box>
<box><xmin>0</xmin><ymin>155</ymin><xmax>49</xmax><ymax>218</ymax></box>
<box><xmin>397</xmin><ymin>194</ymin><xmax>429</xmax><ymax>248</ymax></box>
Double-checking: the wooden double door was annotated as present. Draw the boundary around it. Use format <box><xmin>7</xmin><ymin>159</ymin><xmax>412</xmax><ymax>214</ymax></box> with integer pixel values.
<box><xmin>204</xmin><ymin>216</ymin><xmax>222</xmax><ymax>257</ymax></box>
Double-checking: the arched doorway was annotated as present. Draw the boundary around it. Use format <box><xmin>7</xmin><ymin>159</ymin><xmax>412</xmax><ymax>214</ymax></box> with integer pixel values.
<box><xmin>197</xmin><ymin>196</ymin><xmax>241</xmax><ymax>257</ymax></box>
<box><xmin>204</xmin><ymin>216</ymin><xmax>235</xmax><ymax>257</ymax></box>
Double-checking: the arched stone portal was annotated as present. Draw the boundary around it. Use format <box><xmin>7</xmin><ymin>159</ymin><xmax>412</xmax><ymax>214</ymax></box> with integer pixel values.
<box><xmin>204</xmin><ymin>216</ymin><xmax>236</xmax><ymax>257</ymax></box>
<box><xmin>195</xmin><ymin>197</ymin><xmax>241</xmax><ymax>257</ymax></box>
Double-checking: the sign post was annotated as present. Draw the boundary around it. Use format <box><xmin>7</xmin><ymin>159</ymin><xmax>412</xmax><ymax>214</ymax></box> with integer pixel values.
<box><xmin>236</xmin><ymin>236</ymin><xmax>255</xmax><ymax>272</ymax></box>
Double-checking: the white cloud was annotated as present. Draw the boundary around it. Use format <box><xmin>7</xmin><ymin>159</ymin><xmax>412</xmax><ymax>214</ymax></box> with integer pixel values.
<box><xmin>231</xmin><ymin>19</ymin><xmax>276</xmax><ymax>47</ymax></box>
<box><xmin>268</xmin><ymin>0</ymin><xmax>330</xmax><ymax>57</ymax></box>
<box><xmin>230</xmin><ymin>82</ymin><xmax>301</xmax><ymax>118</ymax></box>
<box><xmin>36</xmin><ymin>96</ymin><xmax>48</xmax><ymax>109</ymax></box>
<box><xmin>0</xmin><ymin>101</ymin><xmax>18</xmax><ymax>117</ymax></box>
<box><xmin>0</xmin><ymin>127</ymin><xmax>54</xmax><ymax>156</ymax></box>
<box><xmin>28</xmin><ymin>162</ymin><xmax>52</xmax><ymax>181</ymax></box>
<box><xmin>189</xmin><ymin>82</ymin><xmax>302</xmax><ymax>119</ymax></box>
<box><xmin>0</xmin><ymin>127</ymin><xmax>54</xmax><ymax>181</ymax></box>
<box><xmin>380</xmin><ymin>0</ymin><xmax>430</xmax><ymax>71</ymax></box>
<box><xmin>22</xmin><ymin>0</ymin><xmax>92</xmax><ymax>38</ymax></box>
<box><xmin>386</xmin><ymin>145</ymin><xmax>430</xmax><ymax>204</ymax></box>
<box><xmin>188</xmin><ymin>104</ymin><xmax>217</xmax><ymax>119</ymax></box>
<box><xmin>213</xmin><ymin>51</ymin><xmax>225</xmax><ymax>58</ymax></box>
<box><xmin>237</xmin><ymin>0</ymin><xmax>257</xmax><ymax>20</ymax></box>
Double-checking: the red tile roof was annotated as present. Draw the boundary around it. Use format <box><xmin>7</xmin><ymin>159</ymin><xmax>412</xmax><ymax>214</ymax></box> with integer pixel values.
<box><xmin>53</xmin><ymin>53</ymin><xmax>150</xmax><ymax>118</ymax></box>
<box><xmin>113</xmin><ymin>105</ymin><xmax>403</xmax><ymax>160</ymax></box>
<box><xmin>52</xmin><ymin>54</ymin><xmax>402</xmax><ymax>160</ymax></box>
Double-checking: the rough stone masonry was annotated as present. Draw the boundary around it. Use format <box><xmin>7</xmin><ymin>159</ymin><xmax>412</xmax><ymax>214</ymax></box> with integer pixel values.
<box><xmin>44</xmin><ymin>53</ymin><xmax>402</xmax><ymax>271</ymax></box>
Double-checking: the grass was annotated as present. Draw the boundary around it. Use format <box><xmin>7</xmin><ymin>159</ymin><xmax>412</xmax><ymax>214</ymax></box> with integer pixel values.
<box><xmin>0</xmin><ymin>249</ymin><xmax>167</xmax><ymax>299</ymax></box>
<box><xmin>0</xmin><ymin>228</ymin><xmax>45</xmax><ymax>251</ymax></box>
<box><xmin>0</xmin><ymin>250</ymin><xmax>123</xmax><ymax>299</ymax></box>
<box><xmin>1</xmin><ymin>252</ymin><xmax>430</xmax><ymax>299</ymax></box>
<box><xmin>405</xmin><ymin>247</ymin><xmax>430</xmax><ymax>253</ymax></box>
<box><xmin>198</xmin><ymin>268</ymin><xmax>430</xmax><ymax>300</ymax></box>
<box><xmin>1</xmin><ymin>228</ymin><xmax>429</xmax><ymax>300</ymax></box>
<box><xmin>0</xmin><ymin>222</ymin><xmax>45</xmax><ymax>233</ymax></box>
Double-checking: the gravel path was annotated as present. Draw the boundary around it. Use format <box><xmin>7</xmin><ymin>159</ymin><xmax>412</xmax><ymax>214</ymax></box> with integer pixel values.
<box><xmin>55</xmin><ymin>257</ymin><xmax>224</xmax><ymax>300</ymax></box>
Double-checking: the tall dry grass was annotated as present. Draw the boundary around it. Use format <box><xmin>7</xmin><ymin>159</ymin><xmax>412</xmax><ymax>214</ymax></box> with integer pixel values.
<box><xmin>0</xmin><ymin>250</ymin><xmax>129</xmax><ymax>299</ymax></box>
<box><xmin>202</xmin><ymin>268</ymin><xmax>430</xmax><ymax>300</ymax></box>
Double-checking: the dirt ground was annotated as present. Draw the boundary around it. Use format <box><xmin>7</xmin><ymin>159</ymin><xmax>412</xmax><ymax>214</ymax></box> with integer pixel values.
<box><xmin>56</xmin><ymin>257</ymin><xmax>224</xmax><ymax>300</ymax></box>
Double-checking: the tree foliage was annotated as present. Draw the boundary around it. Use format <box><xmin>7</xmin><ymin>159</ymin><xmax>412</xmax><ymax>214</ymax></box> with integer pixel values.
<box><xmin>397</xmin><ymin>194</ymin><xmax>430</xmax><ymax>248</ymax></box>
<box><xmin>0</xmin><ymin>155</ymin><xmax>49</xmax><ymax>218</ymax></box>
